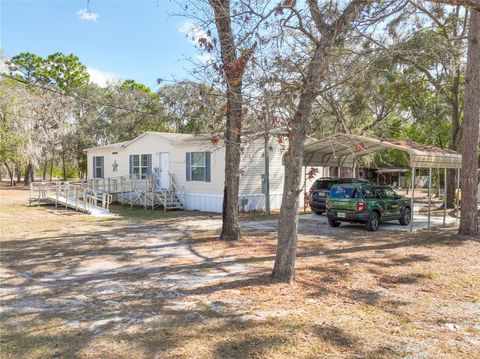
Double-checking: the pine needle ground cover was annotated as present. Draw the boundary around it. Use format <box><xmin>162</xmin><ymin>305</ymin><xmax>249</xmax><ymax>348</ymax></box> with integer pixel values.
<box><xmin>1</xmin><ymin>187</ymin><xmax>479</xmax><ymax>358</ymax></box>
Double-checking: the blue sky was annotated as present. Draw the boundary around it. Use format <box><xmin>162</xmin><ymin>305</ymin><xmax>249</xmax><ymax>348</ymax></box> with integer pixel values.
<box><xmin>0</xmin><ymin>0</ymin><xmax>201</xmax><ymax>90</ymax></box>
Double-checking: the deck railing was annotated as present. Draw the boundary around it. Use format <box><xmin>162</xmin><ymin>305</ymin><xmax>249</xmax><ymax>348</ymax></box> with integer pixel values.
<box><xmin>29</xmin><ymin>173</ymin><xmax>182</xmax><ymax>212</ymax></box>
<box><xmin>29</xmin><ymin>181</ymin><xmax>113</xmax><ymax>212</ymax></box>
<box><xmin>169</xmin><ymin>173</ymin><xmax>185</xmax><ymax>204</ymax></box>
<box><xmin>88</xmin><ymin>175</ymin><xmax>154</xmax><ymax>194</ymax></box>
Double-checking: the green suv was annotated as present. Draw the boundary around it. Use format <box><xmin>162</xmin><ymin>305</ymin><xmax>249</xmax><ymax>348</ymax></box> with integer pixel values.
<box><xmin>326</xmin><ymin>183</ymin><xmax>411</xmax><ymax>231</ymax></box>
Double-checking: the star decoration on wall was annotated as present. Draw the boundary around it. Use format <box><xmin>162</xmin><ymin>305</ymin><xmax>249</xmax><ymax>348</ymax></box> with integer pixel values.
<box><xmin>112</xmin><ymin>160</ymin><xmax>119</xmax><ymax>172</ymax></box>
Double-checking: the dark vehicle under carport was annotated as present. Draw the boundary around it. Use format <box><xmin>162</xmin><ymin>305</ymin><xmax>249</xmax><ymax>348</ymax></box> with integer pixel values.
<box><xmin>301</xmin><ymin>133</ymin><xmax>462</xmax><ymax>231</ymax></box>
<box><xmin>309</xmin><ymin>177</ymin><xmax>368</xmax><ymax>215</ymax></box>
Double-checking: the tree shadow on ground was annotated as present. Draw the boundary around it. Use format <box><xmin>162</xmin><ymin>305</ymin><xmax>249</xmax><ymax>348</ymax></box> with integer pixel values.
<box><xmin>1</xmin><ymin>211</ymin><xmax>476</xmax><ymax>358</ymax></box>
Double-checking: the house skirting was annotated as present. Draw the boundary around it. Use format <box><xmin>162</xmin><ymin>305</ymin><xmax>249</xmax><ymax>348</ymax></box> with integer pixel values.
<box><xmin>182</xmin><ymin>192</ymin><xmax>307</xmax><ymax>213</ymax></box>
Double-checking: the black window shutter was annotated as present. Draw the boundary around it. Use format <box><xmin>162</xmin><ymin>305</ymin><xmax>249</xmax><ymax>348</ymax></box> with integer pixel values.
<box><xmin>186</xmin><ymin>152</ymin><xmax>191</xmax><ymax>181</ymax></box>
<box><xmin>205</xmin><ymin>151</ymin><xmax>211</xmax><ymax>182</ymax></box>
<box><xmin>129</xmin><ymin>155</ymin><xmax>133</xmax><ymax>176</ymax></box>
<box><xmin>147</xmin><ymin>154</ymin><xmax>152</xmax><ymax>175</ymax></box>
<box><xmin>100</xmin><ymin>156</ymin><xmax>104</xmax><ymax>178</ymax></box>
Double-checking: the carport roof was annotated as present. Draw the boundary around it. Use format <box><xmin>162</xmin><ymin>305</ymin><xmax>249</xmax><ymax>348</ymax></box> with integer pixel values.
<box><xmin>303</xmin><ymin>133</ymin><xmax>462</xmax><ymax>169</ymax></box>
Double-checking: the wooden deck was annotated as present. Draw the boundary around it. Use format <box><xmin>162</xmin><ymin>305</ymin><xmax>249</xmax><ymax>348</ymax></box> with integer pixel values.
<box><xmin>29</xmin><ymin>174</ymin><xmax>184</xmax><ymax>214</ymax></box>
<box><xmin>43</xmin><ymin>195</ymin><xmax>112</xmax><ymax>216</ymax></box>
<box><xmin>29</xmin><ymin>182</ymin><xmax>113</xmax><ymax>216</ymax></box>
<box><xmin>89</xmin><ymin>174</ymin><xmax>184</xmax><ymax>211</ymax></box>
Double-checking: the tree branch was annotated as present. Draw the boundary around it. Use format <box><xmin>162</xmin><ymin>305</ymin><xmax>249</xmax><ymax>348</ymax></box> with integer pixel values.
<box><xmin>427</xmin><ymin>0</ymin><xmax>480</xmax><ymax>10</ymax></box>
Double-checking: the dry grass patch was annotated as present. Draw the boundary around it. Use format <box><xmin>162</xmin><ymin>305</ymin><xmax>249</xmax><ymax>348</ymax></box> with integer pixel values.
<box><xmin>1</xmin><ymin>188</ymin><xmax>479</xmax><ymax>358</ymax></box>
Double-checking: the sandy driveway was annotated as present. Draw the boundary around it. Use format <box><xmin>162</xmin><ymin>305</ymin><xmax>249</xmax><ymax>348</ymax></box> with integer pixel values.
<box><xmin>1</xmin><ymin>187</ymin><xmax>479</xmax><ymax>359</ymax></box>
<box><xmin>1</xmin><ymin>190</ymin><xmax>255</xmax><ymax>335</ymax></box>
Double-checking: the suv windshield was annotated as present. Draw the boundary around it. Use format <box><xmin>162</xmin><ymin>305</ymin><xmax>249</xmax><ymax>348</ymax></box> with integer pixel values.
<box><xmin>330</xmin><ymin>185</ymin><xmax>362</xmax><ymax>199</ymax></box>
<box><xmin>312</xmin><ymin>180</ymin><xmax>336</xmax><ymax>191</ymax></box>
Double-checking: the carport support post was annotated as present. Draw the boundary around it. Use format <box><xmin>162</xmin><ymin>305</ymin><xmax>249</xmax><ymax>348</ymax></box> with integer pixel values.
<box><xmin>443</xmin><ymin>168</ymin><xmax>447</xmax><ymax>225</ymax></box>
<box><xmin>428</xmin><ymin>168</ymin><xmax>432</xmax><ymax>229</ymax></box>
<box><xmin>410</xmin><ymin>167</ymin><xmax>416</xmax><ymax>232</ymax></box>
<box><xmin>303</xmin><ymin>165</ymin><xmax>307</xmax><ymax>214</ymax></box>
<box><xmin>456</xmin><ymin>168</ymin><xmax>460</xmax><ymax>221</ymax></box>
<box><xmin>264</xmin><ymin>133</ymin><xmax>270</xmax><ymax>216</ymax></box>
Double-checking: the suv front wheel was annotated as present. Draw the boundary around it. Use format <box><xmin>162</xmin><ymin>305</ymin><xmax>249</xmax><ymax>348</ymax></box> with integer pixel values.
<box><xmin>399</xmin><ymin>207</ymin><xmax>411</xmax><ymax>225</ymax></box>
<box><xmin>328</xmin><ymin>217</ymin><xmax>341</xmax><ymax>227</ymax></box>
<box><xmin>366</xmin><ymin>211</ymin><xmax>380</xmax><ymax>232</ymax></box>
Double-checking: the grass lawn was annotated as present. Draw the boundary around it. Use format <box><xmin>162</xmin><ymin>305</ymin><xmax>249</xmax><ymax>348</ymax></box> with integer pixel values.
<box><xmin>1</xmin><ymin>186</ymin><xmax>479</xmax><ymax>358</ymax></box>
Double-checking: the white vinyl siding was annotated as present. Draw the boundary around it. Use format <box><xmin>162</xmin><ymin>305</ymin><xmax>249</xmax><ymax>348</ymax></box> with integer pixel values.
<box><xmin>237</xmin><ymin>138</ymin><xmax>326</xmax><ymax>207</ymax></box>
<box><xmin>174</xmin><ymin>146</ymin><xmax>224</xmax><ymax>195</ymax></box>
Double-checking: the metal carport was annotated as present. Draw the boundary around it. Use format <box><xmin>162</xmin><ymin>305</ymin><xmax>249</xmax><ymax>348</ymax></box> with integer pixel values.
<box><xmin>303</xmin><ymin>133</ymin><xmax>462</xmax><ymax>231</ymax></box>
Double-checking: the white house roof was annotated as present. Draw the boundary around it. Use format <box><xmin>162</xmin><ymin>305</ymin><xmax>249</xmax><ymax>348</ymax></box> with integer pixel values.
<box><xmin>120</xmin><ymin>132</ymin><xmax>198</xmax><ymax>146</ymax></box>
<box><xmin>303</xmin><ymin>133</ymin><xmax>462</xmax><ymax>169</ymax></box>
<box><xmin>84</xmin><ymin>131</ymin><xmax>213</xmax><ymax>152</ymax></box>
<box><xmin>84</xmin><ymin>141</ymin><xmax>128</xmax><ymax>151</ymax></box>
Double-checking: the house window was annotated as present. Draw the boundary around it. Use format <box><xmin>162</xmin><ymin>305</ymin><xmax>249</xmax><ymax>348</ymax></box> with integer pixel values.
<box><xmin>191</xmin><ymin>152</ymin><xmax>206</xmax><ymax>181</ymax></box>
<box><xmin>132</xmin><ymin>154</ymin><xmax>149</xmax><ymax>179</ymax></box>
<box><xmin>94</xmin><ymin>156</ymin><xmax>104</xmax><ymax>179</ymax></box>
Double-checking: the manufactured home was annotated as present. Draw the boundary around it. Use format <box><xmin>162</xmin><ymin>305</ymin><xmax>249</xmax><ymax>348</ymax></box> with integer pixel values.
<box><xmin>85</xmin><ymin>132</ymin><xmax>326</xmax><ymax>212</ymax></box>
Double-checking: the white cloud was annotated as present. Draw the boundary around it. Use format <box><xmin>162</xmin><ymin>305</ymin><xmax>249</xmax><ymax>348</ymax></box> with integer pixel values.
<box><xmin>179</xmin><ymin>21</ymin><xmax>209</xmax><ymax>44</ymax></box>
<box><xmin>0</xmin><ymin>47</ymin><xmax>8</xmax><ymax>74</ymax></box>
<box><xmin>196</xmin><ymin>52</ymin><xmax>214</xmax><ymax>64</ymax></box>
<box><xmin>76</xmin><ymin>9</ymin><xmax>99</xmax><ymax>22</ymax></box>
<box><xmin>179</xmin><ymin>21</ymin><xmax>214</xmax><ymax>64</ymax></box>
<box><xmin>87</xmin><ymin>67</ymin><xmax>120</xmax><ymax>87</ymax></box>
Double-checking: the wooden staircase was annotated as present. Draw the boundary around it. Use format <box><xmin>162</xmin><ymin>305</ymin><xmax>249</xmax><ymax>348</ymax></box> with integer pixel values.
<box><xmin>111</xmin><ymin>173</ymin><xmax>185</xmax><ymax>211</ymax></box>
<box><xmin>116</xmin><ymin>189</ymin><xmax>184</xmax><ymax>211</ymax></box>
<box><xmin>155</xmin><ymin>191</ymin><xmax>184</xmax><ymax>210</ymax></box>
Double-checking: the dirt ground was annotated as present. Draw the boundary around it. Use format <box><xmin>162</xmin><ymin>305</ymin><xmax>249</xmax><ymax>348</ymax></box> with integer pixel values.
<box><xmin>1</xmin><ymin>186</ymin><xmax>479</xmax><ymax>359</ymax></box>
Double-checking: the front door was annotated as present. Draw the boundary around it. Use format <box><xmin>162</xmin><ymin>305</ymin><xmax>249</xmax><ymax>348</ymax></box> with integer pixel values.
<box><xmin>159</xmin><ymin>152</ymin><xmax>170</xmax><ymax>190</ymax></box>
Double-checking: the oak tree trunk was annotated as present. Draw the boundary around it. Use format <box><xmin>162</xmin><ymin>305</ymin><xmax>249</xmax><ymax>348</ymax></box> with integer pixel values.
<box><xmin>220</xmin><ymin>83</ymin><xmax>242</xmax><ymax>240</ymax></box>
<box><xmin>16</xmin><ymin>163</ymin><xmax>21</xmax><ymax>184</ymax></box>
<box><xmin>24</xmin><ymin>161</ymin><xmax>34</xmax><ymax>186</ymax></box>
<box><xmin>42</xmin><ymin>157</ymin><xmax>48</xmax><ymax>180</ymax></box>
<box><xmin>24</xmin><ymin>162</ymin><xmax>29</xmax><ymax>186</ymax></box>
<box><xmin>5</xmin><ymin>163</ymin><xmax>14</xmax><ymax>186</ymax></box>
<box><xmin>446</xmin><ymin>73</ymin><xmax>463</xmax><ymax>207</ymax></box>
<box><xmin>459</xmin><ymin>9</ymin><xmax>480</xmax><ymax>235</ymax></box>
<box><xmin>271</xmin><ymin>120</ymin><xmax>308</xmax><ymax>283</ymax></box>
<box><xmin>30</xmin><ymin>163</ymin><xmax>34</xmax><ymax>184</ymax></box>
<box><xmin>272</xmin><ymin>45</ymin><xmax>327</xmax><ymax>283</ymax></box>
<box><xmin>210</xmin><ymin>0</ymin><xmax>248</xmax><ymax>241</ymax></box>
<box><xmin>272</xmin><ymin>0</ymin><xmax>374</xmax><ymax>282</ymax></box>
<box><xmin>62</xmin><ymin>148</ymin><xmax>67</xmax><ymax>180</ymax></box>
<box><xmin>49</xmin><ymin>158</ymin><xmax>54</xmax><ymax>181</ymax></box>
